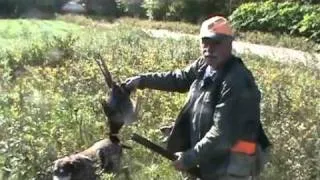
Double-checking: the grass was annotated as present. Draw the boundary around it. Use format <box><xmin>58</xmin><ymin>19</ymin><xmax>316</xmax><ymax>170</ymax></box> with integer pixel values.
<box><xmin>0</xmin><ymin>19</ymin><xmax>82</xmax><ymax>50</ymax></box>
<box><xmin>58</xmin><ymin>15</ymin><xmax>320</xmax><ymax>53</ymax></box>
<box><xmin>0</xmin><ymin>18</ymin><xmax>319</xmax><ymax>180</ymax></box>
<box><xmin>237</xmin><ymin>31</ymin><xmax>320</xmax><ymax>52</ymax></box>
<box><xmin>2</xmin><ymin>16</ymin><xmax>318</xmax><ymax>53</ymax></box>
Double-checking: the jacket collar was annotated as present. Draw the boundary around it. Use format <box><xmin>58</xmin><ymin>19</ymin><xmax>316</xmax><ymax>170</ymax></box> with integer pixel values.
<box><xmin>197</xmin><ymin>55</ymin><xmax>238</xmax><ymax>80</ymax></box>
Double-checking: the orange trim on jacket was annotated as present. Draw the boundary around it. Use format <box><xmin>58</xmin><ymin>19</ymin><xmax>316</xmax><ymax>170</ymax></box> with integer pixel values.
<box><xmin>231</xmin><ymin>140</ymin><xmax>256</xmax><ymax>155</ymax></box>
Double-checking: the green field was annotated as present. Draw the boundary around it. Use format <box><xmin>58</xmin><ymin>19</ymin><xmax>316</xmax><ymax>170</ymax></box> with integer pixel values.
<box><xmin>0</xmin><ymin>19</ymin><xmax>319</xmax><ymax>180</ymax></box>
<box><xmin>0</xmin><ymin>19</ymin><xmax>82</xmax><ymax>49</ymax></box>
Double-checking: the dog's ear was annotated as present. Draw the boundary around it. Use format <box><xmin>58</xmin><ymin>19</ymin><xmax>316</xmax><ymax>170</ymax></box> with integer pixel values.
<box><xmin>97</xmin><ymin>149</ymin><xmax>107</xmax><ymax>169</ymax></box>
<box><xmin>65</xmin><ymin>160</ymin><xmax>76</xmax><ymax>173</ymax></box>
<box><xmin>69</xmin><ymin>156</ymin><xmax>81</xmax><ymax>171</ymax></box>
<box><xmin>69</xmin><ymin>155</ymin><xmax>91</xmax><ymax>171</ymax></box>
<box><xmin>53</xmin><ymin>156</ymin><xmax>75</xmax><ymax>175</ymax></box>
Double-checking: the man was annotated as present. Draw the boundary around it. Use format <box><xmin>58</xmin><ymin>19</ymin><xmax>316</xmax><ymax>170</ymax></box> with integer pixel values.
<box><xmin>124</xmin><ymin>16</ymin><xmax>271</xmax><ymax>180</ymax></box>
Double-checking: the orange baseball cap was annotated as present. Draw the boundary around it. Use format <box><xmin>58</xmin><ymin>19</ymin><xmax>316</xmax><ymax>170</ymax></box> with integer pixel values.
<box><xmin>200</xmin><ymin>16</ymin><xmax>234</xmax><ymax>40</ymax></box>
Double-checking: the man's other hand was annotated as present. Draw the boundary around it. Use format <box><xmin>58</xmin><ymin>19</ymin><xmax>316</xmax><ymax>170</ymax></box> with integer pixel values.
<box><xmin>172</xmin><ymin>152</ymin><xmax>187</xmax><ymax>171</ymax></box>
<box><xmin>123</xmin><ymin>76</ymin><xmax>141</xmax><ymax>91</ymax></box>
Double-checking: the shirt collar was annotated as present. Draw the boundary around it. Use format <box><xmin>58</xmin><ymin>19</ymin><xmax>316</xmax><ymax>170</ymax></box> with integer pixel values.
<box><xmin>203</xmin><ymin>65</ymin><xmax>216</xmax><ymax>80</ymax></box>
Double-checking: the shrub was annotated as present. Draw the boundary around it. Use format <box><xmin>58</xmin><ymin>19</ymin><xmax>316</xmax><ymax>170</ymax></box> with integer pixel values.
<box><xmin>297</xmin><ymin>11</ymin><xmax>320</xmax><ymax>43</ymax></box>
<box><xmin>229</xmin><ymin>1</ymin><xmax>320</xmax><ymax>42</ymax></box>
<box><xmin>86</xmin><ymin>0</ymin><xmax>120</xmax><ymax>16</ymax></box>
<box><xmin>116</xmin><ymin>0</ymin><xmax>145</xmax><ymax>17</ymax></box>
<box><xmin>141</xmin><ymin>0</ymin><xmax>168</xmax><ymax>20</ymax></box>
<box><xmin>140</xmin><ymin>0</ymin><xmax>238</xmax><ymax>22</ymax></box>
<box><xmin>7</xmin><ymin>0</ymin><xmax>64</xmax><ymax>16</ymax></box>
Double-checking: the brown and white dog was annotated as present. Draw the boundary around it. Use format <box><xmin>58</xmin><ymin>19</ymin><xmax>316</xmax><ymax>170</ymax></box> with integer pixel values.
<box><xmin>53</xmin><ymin>54</ymin><xmax>137</xmax><ymax>180</ymax></box>
<box><xmin>53</xmin><ymin>138</ymin><xmax>131</xmax><ymax>180</ymax></box>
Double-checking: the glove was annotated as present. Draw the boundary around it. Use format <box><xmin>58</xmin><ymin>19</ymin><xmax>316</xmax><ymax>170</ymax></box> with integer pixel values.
<box><xmin>123</xmin><ymin>76</ymin><xmax>141</xmax><ymax>91</ymax></box>
<box><xmin>172</xmin><ymin>152</ymin><xmax>187</xmax><ymax>171</ymax></box>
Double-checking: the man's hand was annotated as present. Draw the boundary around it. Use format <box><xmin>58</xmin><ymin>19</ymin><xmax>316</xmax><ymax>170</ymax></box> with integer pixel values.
<box><xmin>123</xmin><ymin>76</ymin><xmax>141</xmax><ymax>91</ymax></box>
<box><xmin>172</xmin><ymin>152</ymin><xmax>187</xmax><ymax>171</ymax></box>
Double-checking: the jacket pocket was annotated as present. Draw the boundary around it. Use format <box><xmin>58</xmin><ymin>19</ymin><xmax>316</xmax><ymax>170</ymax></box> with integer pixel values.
<box><xmin>227</xmin><ymin>152</ymin><xmax>255</xmax><ymax>177</ymax></box>
<box><xmin>255</xmin><ymin>145</ymin><xmax>270</xmax><ymax>176</ymax></box>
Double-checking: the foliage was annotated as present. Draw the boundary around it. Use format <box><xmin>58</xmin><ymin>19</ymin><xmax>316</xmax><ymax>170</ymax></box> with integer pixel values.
<box><xmin>140</xmin><ymin>0</ymin><xmax>223</xmax><ymax>22</ymax></box>
<box><xmin>116</xmin><ymin>0</ymin><xmax>145</xmax><ymax>17</ymax></box>
<box><xmin>0</xmin><ymin>0</ymin><xmax>121</xmax><ymax>17</ymax></box>
<box><xmin>297</xmin><ymin>11</ymin><xmax>320</xmax><ymax>42</ymax></box>
<box><xmin>0</xmin><ymin>19</ymin><xmax>319</xmax><ymax>180</ymax></box>
<box><xmin>86</xmin><ymin>0</ymin><xmax>120</xmax><ymax>16</ymax></box>
<box><xmin>230</xmin><ymin>1</ymin><xmax>320</xmax><ymax>42</ymax></box>
<box><xmin>141</xmin><ymin>0</ymin><xmax>168</xmax><ymax>20</ymax></box>
<box><xmin>0</xmin><ymin>0</ymin><xmax>65</xmax><ymax>16</ymax></box>
<box><xmin>121</xmin><ymin>0</ymin><xmax>320</xmax><ymax>22</ymax></box>
<box><xmin>0</xmin><ymin>19</ymin><xmax>82</xmax><ymax>81</ymax></box>
<box><xmin>240</xmin><ymin>53</ymin><xmax>320</xmax><ymax>180</ymax></box>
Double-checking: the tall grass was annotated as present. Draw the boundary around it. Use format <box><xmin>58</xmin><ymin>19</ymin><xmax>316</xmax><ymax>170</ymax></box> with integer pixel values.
<box><xmin>58</xmin><ymin>15</ymin><xmax>320</xmax><ymax>53</ymax></box>
<box><xmin>0</xmin><ymin>19</ymin><xmax>319</xmax><ymax>180</ymax></box>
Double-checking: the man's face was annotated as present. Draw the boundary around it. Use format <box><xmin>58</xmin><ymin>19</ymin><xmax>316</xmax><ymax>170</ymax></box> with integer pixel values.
<box><xmin>200</xmin><ymin>37</ymin><xmax>232</xmax><ymax>68</ymax></box>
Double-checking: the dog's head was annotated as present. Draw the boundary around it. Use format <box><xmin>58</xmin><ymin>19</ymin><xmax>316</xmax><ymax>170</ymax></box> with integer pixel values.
<box><xmin>53</xmin><ymin>154</ymin><xmax>96</xmax><ymax>180</ymax></box>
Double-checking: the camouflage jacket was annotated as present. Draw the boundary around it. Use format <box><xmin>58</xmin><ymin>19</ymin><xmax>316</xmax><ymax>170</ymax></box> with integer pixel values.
<box><xmin>137</xmin><ymin>55</ymin><xmax>271</xmax><ymax>179</ymax></box>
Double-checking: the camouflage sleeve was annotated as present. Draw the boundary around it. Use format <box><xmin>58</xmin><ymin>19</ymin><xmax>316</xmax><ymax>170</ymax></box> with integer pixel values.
<box><xmin>137</xmin><ymin>58</ymin><xmax>205</xmax><ymax>93</ymax></box>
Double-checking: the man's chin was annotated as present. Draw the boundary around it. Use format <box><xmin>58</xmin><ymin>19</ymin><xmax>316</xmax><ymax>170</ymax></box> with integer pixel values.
<box><xmin>53</xmin><ymin>175</ymin><xmax>71</xmax><ymax>180</ymax></box>
<box><xmin>205</xmin><ymin>57</ymin><xmax>218</xmax><ymax>67</ymax></box>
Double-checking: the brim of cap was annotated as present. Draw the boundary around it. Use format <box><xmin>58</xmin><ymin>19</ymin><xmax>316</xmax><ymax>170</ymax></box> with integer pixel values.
<box><xmin>200</xmin><ymin>33</ymin><xmax>234</xmax><ymax>41</ymax></box>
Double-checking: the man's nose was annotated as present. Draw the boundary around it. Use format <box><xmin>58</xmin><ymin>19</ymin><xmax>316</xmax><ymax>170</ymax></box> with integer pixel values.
<box><xmin>204</xmin><ymin>44</ymin><xmax>216</xmax><ymax>52</ymax></box>
<box><xmin>203</xmin><ymin>47</ymin><xmax>215</xmax><ymax>55</ymax></box>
